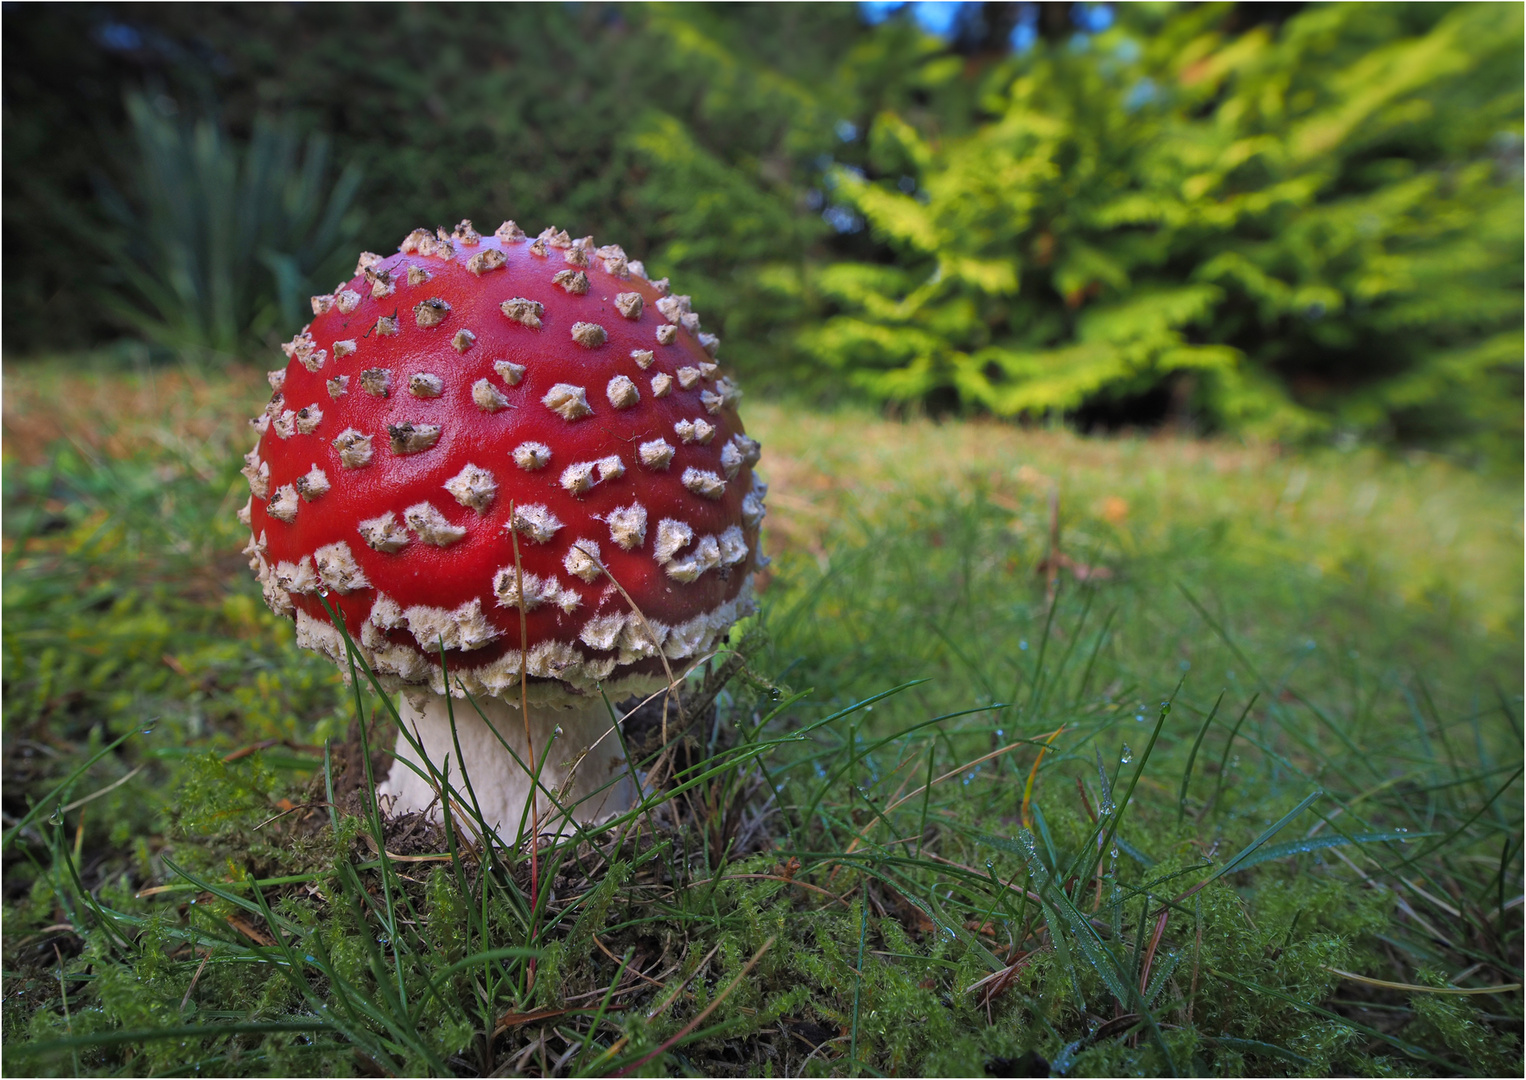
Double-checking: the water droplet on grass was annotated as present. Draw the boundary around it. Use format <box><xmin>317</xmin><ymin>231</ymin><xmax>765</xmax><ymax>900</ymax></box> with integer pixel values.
<box><xmin>1121</xmin><ymin>744</ymin><xmax>1133</xmax><ymax>764</ymax></box>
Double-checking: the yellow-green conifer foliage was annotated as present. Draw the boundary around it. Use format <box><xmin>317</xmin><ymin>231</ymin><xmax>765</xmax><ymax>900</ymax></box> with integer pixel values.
<box><xmin>803</xmin><ymin>4</ymin><xmax>1522</xmax><ymax>454</ymax></box>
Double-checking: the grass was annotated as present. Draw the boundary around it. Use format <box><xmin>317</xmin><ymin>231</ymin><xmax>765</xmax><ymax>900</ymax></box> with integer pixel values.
<box><xmin>2</xmin><ymin>354</ymin><xmax>1521</xmax><ymax>1077</ymax></box>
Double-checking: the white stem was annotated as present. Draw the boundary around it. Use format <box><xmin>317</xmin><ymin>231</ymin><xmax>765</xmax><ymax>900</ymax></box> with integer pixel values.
<box><xmin>376</xmin><ymin>690</ymin><xmax>639</xmax><ymax>839</ymax></box>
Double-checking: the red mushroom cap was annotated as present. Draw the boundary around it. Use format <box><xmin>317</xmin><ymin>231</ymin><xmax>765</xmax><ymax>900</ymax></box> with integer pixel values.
<box><xmin>240</xmin><ymin>221</ymin><xmax>765</xmax><ymax>700</ymax></box>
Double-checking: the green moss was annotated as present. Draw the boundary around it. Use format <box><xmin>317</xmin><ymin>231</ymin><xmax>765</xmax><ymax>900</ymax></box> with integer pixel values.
<box><xmin>1406</xmin><ymin>969</ymin><xmax>1521</xmax><ymax>1077</ymax></box>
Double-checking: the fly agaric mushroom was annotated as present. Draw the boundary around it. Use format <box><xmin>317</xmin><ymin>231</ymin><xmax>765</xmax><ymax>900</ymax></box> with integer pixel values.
<box><xmin>240</xmin><ymin>221</ymin><xmax>766</xmax><ymax>835</ymax></box>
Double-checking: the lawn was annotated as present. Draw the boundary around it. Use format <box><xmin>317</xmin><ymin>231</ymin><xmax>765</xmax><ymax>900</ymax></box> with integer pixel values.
<box><xmin>2</xmin><ymin>356</ymin><xmax>1521</xmax><ymax>1076</ymax></box>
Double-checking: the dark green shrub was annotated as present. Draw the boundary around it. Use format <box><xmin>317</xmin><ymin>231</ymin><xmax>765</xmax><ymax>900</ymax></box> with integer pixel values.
<box><xmin>84</xmin><ymin>95</ymin><xmax>364</xmax><ymax>359</ymax></box>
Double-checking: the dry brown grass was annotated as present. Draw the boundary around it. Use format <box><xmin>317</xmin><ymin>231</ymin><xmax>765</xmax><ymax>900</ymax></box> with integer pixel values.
<box><xmin>742</xmin><ymin>401</ymin><xmax>1522</xmax><ymax>636</ymax></box>
<box><xmin>5</xmin><ymin>361</ymin><xmax>1519</xmax><ymax>634</ymax></box>
<box><xmin>3</xmin><ymin>363</ymin><xmax>266</xmax><ymax>468</ymax></box>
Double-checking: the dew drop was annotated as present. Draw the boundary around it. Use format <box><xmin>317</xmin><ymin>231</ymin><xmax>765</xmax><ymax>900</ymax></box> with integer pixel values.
<box><xmin>552</xmin><ymin>725</ymin><xmax>564</xmax><ymax>739</ymax></box>
<box><xmin>1120</xmin><ymin>744</ymin><xmax>1133</xmax><ymax>764</ymax></box>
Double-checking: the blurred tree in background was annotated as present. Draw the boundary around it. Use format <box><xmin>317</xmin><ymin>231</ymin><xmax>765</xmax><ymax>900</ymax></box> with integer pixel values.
<box><xmin>1</xmin><ymin>3</ymin><xmax>857</xmax><ymax>362</ymax></box>
<box><xmin>3</xmin><ymin>2</ymin><xmax>1520</xmax><ymax>461</ymax></box>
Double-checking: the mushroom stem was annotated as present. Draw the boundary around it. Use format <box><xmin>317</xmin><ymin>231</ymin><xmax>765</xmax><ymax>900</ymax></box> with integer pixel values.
<box><xmin>377</xmin><ymin>690</ymin><xmax>640</xmax><ymax>838</ymax></box>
